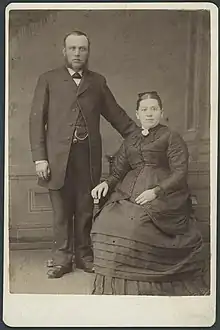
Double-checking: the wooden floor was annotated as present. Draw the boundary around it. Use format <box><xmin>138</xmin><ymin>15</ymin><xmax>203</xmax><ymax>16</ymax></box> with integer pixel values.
<box><xmin>9</xmin><ymin>250</ymin><xmax>95</xmax><ymax>294</ymax></box>
<box><xmin>8</xmin><ymin>246</ymin><xmax>210</xmax><ymax>295</ymax></box>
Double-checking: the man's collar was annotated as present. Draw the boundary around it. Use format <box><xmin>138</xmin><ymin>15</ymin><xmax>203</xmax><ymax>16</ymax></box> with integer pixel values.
<box><xmin>67</xmin><ymin>67</ymin><xmax>83</xmax><ymax>77</ymax></box>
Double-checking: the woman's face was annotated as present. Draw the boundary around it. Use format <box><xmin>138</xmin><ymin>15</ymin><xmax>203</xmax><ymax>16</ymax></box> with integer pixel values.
<box><xmin>136</xmin><ymin>98</ymin><xmax>163</xmax><ymax>129</ymax></box>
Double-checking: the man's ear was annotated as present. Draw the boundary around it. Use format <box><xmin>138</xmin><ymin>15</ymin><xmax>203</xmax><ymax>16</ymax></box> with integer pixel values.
<box><xmin>136</xmin><ymin>111</ymin><xmax>139</xmax><ymax>120</ymax></box>
<box><xmin>62</xmin><ymin>47</ymin><xmax>66</xmax><ymax>57</ymax></box>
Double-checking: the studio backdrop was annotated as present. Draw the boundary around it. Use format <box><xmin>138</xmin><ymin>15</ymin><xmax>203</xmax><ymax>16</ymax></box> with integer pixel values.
<box><xmin>8</xmin><ymin>9</ymin><xmax>210</xmax><ymax>254</ymax></box>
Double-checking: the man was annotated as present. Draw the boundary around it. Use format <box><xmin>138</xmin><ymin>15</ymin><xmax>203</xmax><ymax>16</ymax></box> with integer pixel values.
<box><xmin>29</xmin><ymin>30</ymin><xmax>137</xmax><ymax>279</ymax></box>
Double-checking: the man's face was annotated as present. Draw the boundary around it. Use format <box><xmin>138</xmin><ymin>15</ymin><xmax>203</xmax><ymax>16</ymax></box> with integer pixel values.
<box><xmin>63</xmin><ymin>34</ymin><xmax>89</xmax><ymax>71</ymax></box>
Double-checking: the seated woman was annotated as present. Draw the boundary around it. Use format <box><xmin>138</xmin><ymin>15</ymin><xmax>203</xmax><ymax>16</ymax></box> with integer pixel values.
<box><xmin>91</xmin><ymin>91</ymin><xmax>209</xmax><ymax>296</ymax></box>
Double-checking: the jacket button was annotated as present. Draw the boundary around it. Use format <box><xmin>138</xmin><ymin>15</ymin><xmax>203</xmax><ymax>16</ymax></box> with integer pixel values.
<box><xmin>72</xmin><ymin>108</ymin><xmax>77</xmax><ymax>112</ymax></box>
<box><xmin>69</xmin><ymin>123</ymin><xmax>74</xmax><ymax>126</ymax></box>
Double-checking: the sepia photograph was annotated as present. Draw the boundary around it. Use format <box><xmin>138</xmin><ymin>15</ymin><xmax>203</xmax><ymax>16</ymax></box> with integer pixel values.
<box><xmin>3</xmin><ymin>2</ymin><xmax>217</xmax><ymax>327</ymax></box>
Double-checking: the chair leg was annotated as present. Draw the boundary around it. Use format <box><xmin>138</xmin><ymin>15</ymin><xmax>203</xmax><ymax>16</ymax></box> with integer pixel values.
<box><xmin>47</xmin><ymin>259</ymin><xmax>54</xmax><ymax>267</ymax></box>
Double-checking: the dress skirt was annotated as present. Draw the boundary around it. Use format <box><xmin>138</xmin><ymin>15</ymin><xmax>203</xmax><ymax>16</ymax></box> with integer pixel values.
<box><xmin>91</xmin><ymin>199</ymin><xmax>209</xmax><ymax>296</ymax></box>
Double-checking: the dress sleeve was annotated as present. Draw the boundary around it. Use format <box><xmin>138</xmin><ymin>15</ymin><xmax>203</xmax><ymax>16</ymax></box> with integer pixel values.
<box><xmin>105</xmin><ymin>142</ymin><xmax>131</xmax><ymax>190</ymax></box>
<box><xmin>157</xmin><ymin>131</ymin><xmax>189</xmax><ymax>195</ymax></box>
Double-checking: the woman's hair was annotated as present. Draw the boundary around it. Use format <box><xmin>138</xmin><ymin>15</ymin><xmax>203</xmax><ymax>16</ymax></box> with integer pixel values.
<box><xmin>136</xmin><ymin>91</ymin><xmax>162</xmax><ymax>110</ymax></box>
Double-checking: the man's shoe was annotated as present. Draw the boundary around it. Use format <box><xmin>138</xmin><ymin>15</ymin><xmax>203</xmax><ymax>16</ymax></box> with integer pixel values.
<box><xmin>47</xmin><ymin>264</ymin><xmax>72</xmax><ymax>279</ymax></box>
<box><xmin>77</xmin><ymin>260</ymin><xmax>95</xmax><ymax>273</ymax></box>
<box><xmin>47</xmin><ymin>259</ymin><xmax>76</xmax><ymax>271</ymax></box>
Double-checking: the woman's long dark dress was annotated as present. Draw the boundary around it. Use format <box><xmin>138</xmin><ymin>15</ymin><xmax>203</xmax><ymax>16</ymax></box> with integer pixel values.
<box><xmin>91</xmin><ymin>124</ymin><xmax>209</xmax><ymax>295</ymax></box>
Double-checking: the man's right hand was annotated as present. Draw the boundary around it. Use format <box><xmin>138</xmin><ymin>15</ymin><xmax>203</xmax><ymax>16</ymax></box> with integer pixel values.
<box><xmin>35</xmin><ymin>160</ymin><xmax>50</xmax><ymax>180</ymax></box>
<box><xmin>91</xmin><ymin>181</ymin><xmax>109</xmax><ymax>200</ymax></box>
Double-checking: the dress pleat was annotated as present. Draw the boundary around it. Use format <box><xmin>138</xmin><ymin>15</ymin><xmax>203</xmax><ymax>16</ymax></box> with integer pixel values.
<box><xmin>92</xmin><ymin>274</ymin><xmax>210</xmax><ymax>296</ymax></box>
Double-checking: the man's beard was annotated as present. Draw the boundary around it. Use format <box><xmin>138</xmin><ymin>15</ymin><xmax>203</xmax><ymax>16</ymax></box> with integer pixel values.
<box><xmin>65</xmin><ymin>56</ymin><xmax>89</xmax><ymax>71</ymax></box>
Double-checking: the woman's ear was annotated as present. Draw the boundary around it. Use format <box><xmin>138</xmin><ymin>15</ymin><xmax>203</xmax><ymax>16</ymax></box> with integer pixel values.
<box><xmin>161</xmin><ymin>109</ymin><xmax>164</xmax><ymax>118</ymax></box>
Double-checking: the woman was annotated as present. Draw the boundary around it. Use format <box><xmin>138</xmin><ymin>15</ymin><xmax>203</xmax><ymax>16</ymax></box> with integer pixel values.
<box><xmin>91</xmin><ymin>91</ymin><xmax>209</xmax><ymax>295</ymax></box>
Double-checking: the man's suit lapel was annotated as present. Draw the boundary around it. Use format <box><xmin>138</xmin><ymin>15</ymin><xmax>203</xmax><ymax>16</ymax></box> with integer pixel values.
<box><xmin>60</xmin><ymin>66</ymin><xmax>78</xmax><ymax>93</ymax></box>
<box><xmin>58</xmin><ymin>66</ymin><xmax>93</xmax><ymax>97</ymax></box>
<box><xmin>77</xmin><ymin>69</ymin><xmax>93</xmax><ymax>96</ymax></box>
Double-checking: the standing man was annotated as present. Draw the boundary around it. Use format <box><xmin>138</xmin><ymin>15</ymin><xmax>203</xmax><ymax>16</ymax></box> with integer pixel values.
<box><xmin>29</xmin><ymin>30</ymin><xmax>137</xmax><ymax>279</ymax></box>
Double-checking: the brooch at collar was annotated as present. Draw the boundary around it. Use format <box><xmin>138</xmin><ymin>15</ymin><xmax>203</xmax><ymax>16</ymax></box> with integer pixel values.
<box><xmin>141</xmin><ymin>128</ymin><xmax>149</xmax><ymax>136</ymax></box>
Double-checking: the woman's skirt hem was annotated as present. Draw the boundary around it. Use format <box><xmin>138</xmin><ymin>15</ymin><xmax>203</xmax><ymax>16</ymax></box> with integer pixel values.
<box><xmin>92</xmin><ymin>274</ymin><xmax>210</xmax><ymax>296</ymax></box>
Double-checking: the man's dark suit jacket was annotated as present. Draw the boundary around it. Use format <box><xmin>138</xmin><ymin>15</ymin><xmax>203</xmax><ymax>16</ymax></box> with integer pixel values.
<box><xmin>29</xmin><ymin>66</ymin><xmax>137</xmax><ymax>190</ymax></box>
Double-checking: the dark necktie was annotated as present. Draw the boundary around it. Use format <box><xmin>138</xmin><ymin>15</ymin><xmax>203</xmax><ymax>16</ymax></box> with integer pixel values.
<box><xmin>72</xmin><ymin>72</ymin><xmax>81</xmax><ymax>79</ymax></box>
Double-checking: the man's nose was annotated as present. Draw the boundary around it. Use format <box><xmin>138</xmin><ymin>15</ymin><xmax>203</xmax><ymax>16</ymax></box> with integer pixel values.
<box><xmin>74</xmin><ymin>48</ymin><xmax>80</xmax><ymax>56</ymax></box>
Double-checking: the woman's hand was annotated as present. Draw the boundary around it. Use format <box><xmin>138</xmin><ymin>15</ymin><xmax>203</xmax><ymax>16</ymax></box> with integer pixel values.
<box><xmin>135</xmin><ymin>188</ymin><xmax>157</xmax><ymax>205</ymax></box>
<box><xmin>91</xmin><ymin>181</ymin><xmax>109</xmax><ymax>200</ymax></box>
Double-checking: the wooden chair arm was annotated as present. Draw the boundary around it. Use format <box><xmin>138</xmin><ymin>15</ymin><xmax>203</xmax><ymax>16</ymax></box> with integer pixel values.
<box><xmin>105</xmin><ymin>154</ymin><xmax>116</xmax><ymax>175</ymax></box>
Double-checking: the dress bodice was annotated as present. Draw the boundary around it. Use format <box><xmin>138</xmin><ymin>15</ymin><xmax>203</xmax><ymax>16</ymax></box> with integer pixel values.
<box><xmin>106</xmin><ymin>124</ymin><xmax>189</xmax><ymax>198</ymax></box>
<box><xmin>125</xmin><ymin>125</ymin><xmax>178</xmax><ymax>170</ymax></box>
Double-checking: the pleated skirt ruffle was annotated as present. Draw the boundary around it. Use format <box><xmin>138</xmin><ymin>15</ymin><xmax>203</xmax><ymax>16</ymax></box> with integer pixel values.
<box><xmin>92</xmin><ymin>273</ymin><xmax>210</xmax><ymax>296</ymax></box>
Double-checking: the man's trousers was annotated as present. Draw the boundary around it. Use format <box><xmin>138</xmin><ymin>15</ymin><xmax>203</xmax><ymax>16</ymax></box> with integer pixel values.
<box><xmin>49</xmin><ymin>138</ymin><xmax>94</xmax><ymax>267</ymax></box>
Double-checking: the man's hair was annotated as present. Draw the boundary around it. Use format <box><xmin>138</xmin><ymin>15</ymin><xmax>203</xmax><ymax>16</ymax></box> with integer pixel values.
<box><xmin>63</xmin><ymin>30</ymin><xmax>90</xmax><ymax>49</ymax></box>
